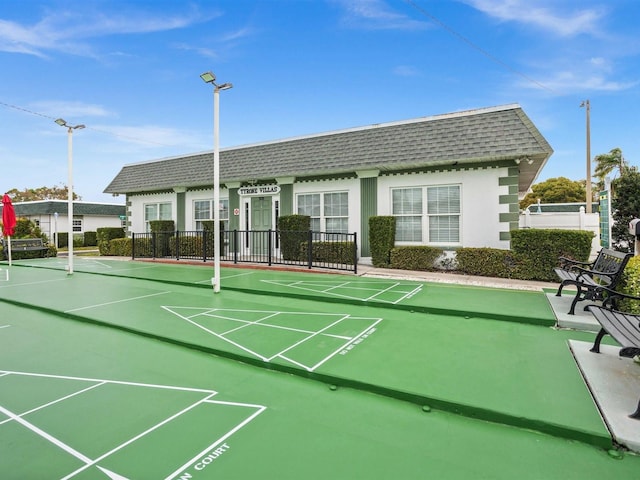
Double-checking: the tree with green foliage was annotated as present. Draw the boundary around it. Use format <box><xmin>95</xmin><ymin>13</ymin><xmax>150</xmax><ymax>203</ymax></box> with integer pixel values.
<box><xmin>594</xmin><ymin>147</ymin><xmax>625</xmax><ymax>191</ymax></box>
<box><xmin>611</xmin><ymin>166</ymin><xmax>640</xmax><ymax>252</ymax></box>
<box><xmin>6</xmin><ymin>185</ymin><xmax>81</xmax><ymax>202</ymax></box>
<box><xmin>519</xmin><ymin>177</ymin><xmax>586</xmax><ymax>210</ymax></box>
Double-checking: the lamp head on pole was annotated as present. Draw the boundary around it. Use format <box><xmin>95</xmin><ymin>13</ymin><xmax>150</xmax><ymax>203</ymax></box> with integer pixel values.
<box><xmin>200</xmin><ymin>71</ymin><xmax>216</xmax><ymax>84</ymax></box>
<box><xmin>55</xmin><ymin>118</ymin><xmax>86</xmax><ymax>130</ymax></box>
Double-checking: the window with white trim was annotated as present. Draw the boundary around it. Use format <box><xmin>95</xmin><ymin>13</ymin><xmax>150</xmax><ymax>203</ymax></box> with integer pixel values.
<box><xmin>194</xmin><ymin>199</ymin><xmax>229</xmax><ymax>230</ymax></box>
<box><xmin>392</xmin><ymin>185</ymin><xmax>460</xmax><ymax>244</ymax></box>
<box><xmin>72</xmin><ymin>216</ymin><xmax>83</xmax><ymax>233</ymax></box>
<box><xmin>144</xmin><ymin>202</ymin><xmax>172</xmax><ymax>232</ymax></box>
<box><xmin>297</xmin><ymin>192</ymin><xmax>348</xmax><ymax>233</ymax></box>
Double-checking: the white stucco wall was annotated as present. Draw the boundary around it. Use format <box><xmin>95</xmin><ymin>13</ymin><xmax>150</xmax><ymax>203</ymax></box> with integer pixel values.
<box><xmin>377</xmin><ymin>166</ymin><xmax>510</xmax><ymax>249</ymax></box>
<box><xmin>128</xmin><ymin>192</ymin><xmax>177</xmax><ymax>233</ymax></box>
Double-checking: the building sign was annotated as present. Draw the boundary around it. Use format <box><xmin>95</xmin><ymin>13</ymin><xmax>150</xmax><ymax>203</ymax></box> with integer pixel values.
<box><xmin>238</xmin><ymin>185</ymin><xmax>280</xmax><ymax>196</ymax></box>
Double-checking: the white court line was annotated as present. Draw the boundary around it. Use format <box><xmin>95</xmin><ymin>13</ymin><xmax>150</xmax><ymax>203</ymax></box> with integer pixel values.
<box><xmin>365</xmin><ymin>282</ymin><xmax>401</xmax><ymax>302</ymax></box>
<box><xmin>268</xmin><ymin>314</ymin><xmax>351</xmax><ymax>364</ymax></box>
<box><xmin>162</xmin><ymin>307</ymin><xmax>269</xmax><ymax>361</ymax></box>
<box><xmin>0</xmin><ymin>403</ymin><xmax>94</xmax><ymax>464</ymax></box>
<box><xmin>309</xmin><ymin>318</ymin><xmax>383</xmax><ymax>371</ymax></box>
<box><xmin>194</xmin><ymin>270</ymin><xmax>256</xmax><ymax>285</ymax></box>
<box><xmin>0</xmin><ymin>277</ymin><xmax>67</xmax><ymax>289</ymax></box>
<box><xmin>64</xmin><ymin>291</ymin><xmax>172</xmax><ymax>313</ymax></box>
<box><xmin>61</xmin><ymin>392</ymin><xmax>218</xmax><ymax>480</ymax></box>
<box><xmin>165</xmin><ymin>402</ymin><xmax>266</xmax><ymax>480</ymax></box>
<box><xmin>0</xmin><ymin>324</ymin><xmax>10</xmax><ymax>329</ymax></box>
<box><xmin>0</xmin><ymin>370</ymin><xmax>218</xmax><ymax>394</ymax></box>
<box><xmin>0</xmin><ymin>381</ymin><xmax>105</xmax><ymax>427</ymax></box>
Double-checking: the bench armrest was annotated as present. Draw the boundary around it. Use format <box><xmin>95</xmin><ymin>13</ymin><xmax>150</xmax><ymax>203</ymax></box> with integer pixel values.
<box><xmin>592</xmin><ymin>286</ymin><xmax>640</xmax><ymax>309</ymax></box>
<box><xmin>558</xmin><ymin>256</ymin><xmax>594</xmax><ymax>270</ymax></box>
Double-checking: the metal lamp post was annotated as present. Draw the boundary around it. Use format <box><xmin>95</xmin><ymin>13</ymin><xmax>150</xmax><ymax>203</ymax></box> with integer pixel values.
<box><xmin>580</xmin><ymin>100</ymin><xmax>592</xmax><ymax>214</ymax></box>
<box><xmin>55</xmin><ymin>118</ymin><xmax>85</xmax><ymax>275</ymax></box>
<box><xmin>200</xmin><ymin>71</ymin><xmax>232</xmax><ymax>293</ymax></box>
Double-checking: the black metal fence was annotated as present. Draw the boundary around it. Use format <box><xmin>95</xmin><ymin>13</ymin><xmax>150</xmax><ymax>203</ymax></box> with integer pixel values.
<box><xmin>131</xmin><ymin>230</ymin><xmax>358</xmax><ymax>273</ymax></box>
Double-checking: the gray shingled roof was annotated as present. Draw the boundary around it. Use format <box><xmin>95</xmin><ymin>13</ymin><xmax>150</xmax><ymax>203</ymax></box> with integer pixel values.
<box><xmin>104</xmin><ymin>104</ymin><xmax>552</xmax><ymax>195</ymax></box>
<box><xmin>3</xmin><ymin>201</ymin><xmax>125</xmax><ymax>216</ymax></box>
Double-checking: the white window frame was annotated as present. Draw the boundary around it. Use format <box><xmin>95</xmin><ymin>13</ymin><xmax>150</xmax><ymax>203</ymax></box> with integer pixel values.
<box><xmin>392</xmin><ymin>185</ymin><xmax>461</xmax><ymax>245</ymax></box>
<box><xmin>144</xmin><ymin>202</ymin><xmax>172</xmax><ymax>232</ymax></box>
<box><xmin>296</xmin><ymin>191</ymin><xmax>349</xmax><ymax>233</ymax></box>
<box><xmin>193</xmin><ymin>199</ymin><xmax>229</xmax><ymax>231</ymax></box>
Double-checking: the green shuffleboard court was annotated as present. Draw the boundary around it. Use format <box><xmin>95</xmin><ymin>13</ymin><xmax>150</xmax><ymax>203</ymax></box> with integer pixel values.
<box><xmin>1</xmin><ymin>258</ymin><xmax>639</xmax><ymax>479</ymax></box>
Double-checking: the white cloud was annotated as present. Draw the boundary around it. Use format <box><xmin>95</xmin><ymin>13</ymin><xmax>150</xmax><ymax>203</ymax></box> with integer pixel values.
<box><xmin>0</xmin><ymin>6</ymin><xmax>217</xmax><ymax>58</ymax></box>
<box><xmin>30</xmin><ymin>101</ymin><xmax>114</xmax><ymax>119</ymax></box>
<box><xmin>333</xmin><ymin>0</ymin><xmax>429</xmax><ymax>30</ymax></box>
<box><xmin>462</xmin><ymin>0</ymin><xmax>605</xmax><ymax>36</ymax></box>
<box><xmin>93</xmin><ymin>124</ymin><xmax>207</xmax><ymax>150</ymax></box>
<box><xmin>523</xmin><ymin>70</ymin><xmax>637</xmax><ymax>94</ymax></box>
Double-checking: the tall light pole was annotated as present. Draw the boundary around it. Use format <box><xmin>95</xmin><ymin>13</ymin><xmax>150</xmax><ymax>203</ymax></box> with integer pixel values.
<box><xmin>200</xmin><ymin>71</ymin><xmax>232</xmax><ymax>293</ymax></box>
<box><xmin>55</xmin><ymin>118</ymin><xmax>85</xmax><ymax>275</ymax></box>
<box><xmin>580</xmin><ymin>100</ymin><xmax>592</xmax><ymax>213</ymax></box>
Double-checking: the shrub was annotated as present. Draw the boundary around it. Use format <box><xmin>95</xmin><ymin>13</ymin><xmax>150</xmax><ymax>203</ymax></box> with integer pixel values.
<box><xmin>369</xmin><ymin>216</ymin><xmax>395</xmax><ymax>267</ymax></box>
<box><xmin>109</xmin><ymin>238</ymin><xmax>133</xmax><ymax>257</ymax></box>
<box><xmin>84</xmin><ymin>231</ymin><xmax>97</xmax><ymax>247</ymax></box>
<box><xmin>618</xmin><ymin>256</ymin><xmax>640</xmax><ymax>314</ymax></box>
<box><xmin>300</xmin><ymin>241</ymin><xmax>356</xmax><ymax>265</ymax></box>
<box><xmin>390</xmin><ymin>246</ymin><xmax>443</xmax><ymax>271</ymax></box>
<box><xmin>169</xmin><ymin>235</ymin><xmax>204</xmax><ymax>257</ymax></box>
<box><xmin>58</xmin><ymin>232</ymin><xmax>68</xmax><ymax>248</ymax></box>
<box><xmin>511</xmin><ymin>229</ymin><xmax>594</xmax><ymax>282</ymax></box>
<box><xmin>97</xmin><ymin>227</ymin><xmax>125</xmax><ymax>255</ymax></box>
<box><xmin>456</xmin><ymin>248</ymin><xmax>517</xmax><ymax>278</ymax></box>
<box><xmin>278</xmin><ymin>215</ymin><xmax>310</xmax><ymax>261</ymax></box>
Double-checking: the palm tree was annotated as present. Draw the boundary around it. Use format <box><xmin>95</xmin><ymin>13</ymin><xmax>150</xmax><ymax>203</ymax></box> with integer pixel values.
<box><xmin>594</xmin><ymin>147</ymin><xmax>625</xmax><ymax>190</ymax></box>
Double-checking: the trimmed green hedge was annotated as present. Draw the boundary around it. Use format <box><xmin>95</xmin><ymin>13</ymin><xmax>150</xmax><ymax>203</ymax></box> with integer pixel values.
<box><xmin>109</xmin><ymin>237</ymin><xmax>133</xmax><ymax>257</ymax></box>
<box><xmin>84</xmin><ymin>231</ymin><xmax>97</xmax><ymax>247</ymax></box>
<box><xmin>97</xmin><ymin>227</ymin><xmax>125</xmax><ymax>255</ymax></box>
<box><xmin>390</xmin><ymin>246</ymin><xmax>443</xmax><ymax>271</ymax></box>
<box><xmin>278</xmin><ymin>215</ymin><xmax>310</xmax><ymax>261</ymax></box>
<box><xmin>456</xmin><ymin>248</ymin><xmax>518</xmax><ymax>278</ymax></box>
<box><xmin>369</xmin><ymin>216</ymin><xmax>395</xmax><ymax>267</ymax></box>
<box><xmin>618</xmin><ymin>256</ymin><xmax>640</xmax><ymax>314</ymax></box>
<box><xmin>511</xmin><ymin>229</ymin><xmax>593</xmax><ymax>281</ymax></box>
<box><xmin>300</xmin><ymin>241</ymin><xmax>356</xmax><ymax>265</ymax></box>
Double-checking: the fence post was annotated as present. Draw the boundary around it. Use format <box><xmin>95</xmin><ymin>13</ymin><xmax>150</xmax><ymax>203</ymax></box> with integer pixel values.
<box><xmin>353</xmin><ymin>232</ymin><xmax>358</xmax><ymax>274</ymax></box>
<box><xmin>307</xmin><ymin>230</ymin><xmax>313</xmax><ymax>269</ymax></box>
<box><xmin>233</xmin><ymin>230</ymin><xmax>238</xmax><ymax>264</ymax></box>
<box><xmin>175</xmin><ymin>230</ymin><xmax>180</xmax><ymax>261</ymax></box>
<box><xmin>202</xmin><ymin>229</ymin><xmax>208</xmax><ymax>262</ymax></box>
<box><xmin>152</xmin><ymin>232</ymin><xmax>157</xmax><ymax>259</ymax></box>
<box><xmin>268</xmin><ymin>229</ymin><xmax>273</xmax><ymax>266</ymax></box>
<box><xmin>131</xmin><ymin>232</ymin><xmax>136</xmax><ymax>260</ymax></box>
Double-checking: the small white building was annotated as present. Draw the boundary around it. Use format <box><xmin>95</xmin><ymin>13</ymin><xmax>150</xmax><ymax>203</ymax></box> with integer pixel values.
<box><xmin>104</xmin><ymin>104</ymin><xmax>553</xmax><ymax>262</ymax></box>
<box><xmin>8</xmin><ymin>200</ymin><xmax>126</xmax><ymax>243</ymax></box>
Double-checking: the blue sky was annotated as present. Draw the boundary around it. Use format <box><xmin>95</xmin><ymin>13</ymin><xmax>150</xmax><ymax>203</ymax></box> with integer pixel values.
<box><xmin>0</xmin><ymin>0</ymin><xmax>638</xmax><ymax>202</ymax></box>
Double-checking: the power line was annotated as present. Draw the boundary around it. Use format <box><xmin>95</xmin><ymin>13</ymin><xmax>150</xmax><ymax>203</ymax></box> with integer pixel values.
<box><xmin>0</xmin><ymin>99</ymin><xmax>176</xmax><ymax>147</ymax></box>
<box><xmin>404</xmin><ymin>0</ymin><xmax>555</xmax><ymax>94</ymax></box>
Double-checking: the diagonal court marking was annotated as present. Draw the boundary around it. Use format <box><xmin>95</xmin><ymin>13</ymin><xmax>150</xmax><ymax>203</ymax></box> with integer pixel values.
<box><xmin>61</xmin><ymin>392</ymin><xmax>219</xmax><ymax>480</ymax></box>
<box><xmin>0</xmin><ymin>324</ymin><xmax>10</xmax><ymax>329</ymax></box>
<box><xmin>64</xmin><ymin>291</ymin><xmax>172</xmax><ymax>313</ymax></box>
<box><xmin>268</xmin><ymin>314</ymin><xmax>351</xmax><ymax>362</ymax></box>
<box><xmin>0</xmin><ymin>370</ymin><xmax>268</xmax><ymax>480</ymax></box>
<box><xmin>0</xmin><ymin>403</ymin><xmax>94</xmax><ymax>464</ymax></box>
<box><xmin>164</xmin><ymin>401</ymin><xmax>266</xmax><ymax>480</ymax></box>
<box><xmin>0</xmin><ymin>277</ymin><xmax>67</xmax><ymax>289</ymax></box>
<box><xmin>0</xmin><ymin>380</ymin><xmax>105</xmax><ymax>427</ymax></box>
<box><xmin>261</xmin><ymin>279</ymin><xmax>423</xmax><ymax>304</ymax></box>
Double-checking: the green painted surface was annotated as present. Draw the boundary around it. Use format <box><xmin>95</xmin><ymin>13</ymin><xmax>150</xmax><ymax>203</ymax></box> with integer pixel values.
<box><xmin>1</xmin><ymin>259</ymin><xmax>639</xmax><ymax>478</ymax></box>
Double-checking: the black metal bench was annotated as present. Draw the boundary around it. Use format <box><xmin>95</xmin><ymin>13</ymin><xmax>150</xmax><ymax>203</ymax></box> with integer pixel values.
<box><xmin>9</xmin><ymin>238</ymin><xmax>49</xmax><ymax>257</ymax></box>
<box><xmin>554</xmin><ymin>248</ymin><xmax>632</xmax><ymax>314</ymax></box>
<box><xmin>587</xmin><ymin>288</ymin><xmax>640</xmax><ymax>419</ymax></box>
